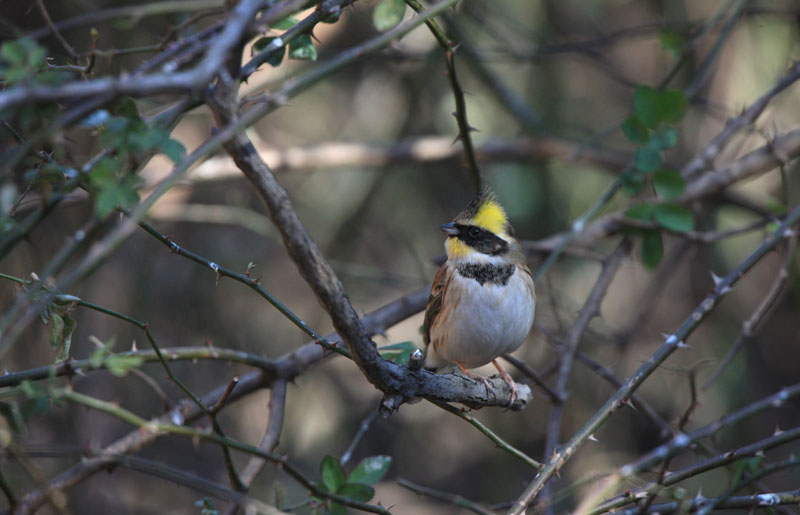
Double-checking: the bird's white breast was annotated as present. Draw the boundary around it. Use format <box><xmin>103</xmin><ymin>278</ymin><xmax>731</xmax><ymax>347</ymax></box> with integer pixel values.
<box><xmin>431</xmin><ymin>266</ymin><xmax>535</xmax><ymax>369</ymax></box>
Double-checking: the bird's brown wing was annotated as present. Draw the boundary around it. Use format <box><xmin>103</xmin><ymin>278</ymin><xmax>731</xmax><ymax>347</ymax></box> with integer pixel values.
<box><xmin>422</xmin><ymin>265</ymin><xmax>448</xmax><ymax>346</ymax></box>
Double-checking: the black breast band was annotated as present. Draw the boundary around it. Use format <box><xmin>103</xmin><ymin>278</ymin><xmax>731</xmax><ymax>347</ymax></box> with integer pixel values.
<box><xmin>456</xmin><ymin>263</ymin><xmax>515</xmax><ymax>286</ymax></box>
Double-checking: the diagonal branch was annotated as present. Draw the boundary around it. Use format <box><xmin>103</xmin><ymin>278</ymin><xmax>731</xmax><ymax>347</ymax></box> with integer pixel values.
<box><xmin>508</xmin><ymin>203</ymin><xmax>800</xmax><ymax>514</ymax></box>
<box><xmin>208</xmin><ymin>77</ymin><xmax>528</xmax><ymax>411</ymax></box>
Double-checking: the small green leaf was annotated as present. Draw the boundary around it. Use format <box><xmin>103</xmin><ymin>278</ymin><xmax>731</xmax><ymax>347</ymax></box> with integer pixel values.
<box><xmin>641</xmin><ymin>229</ymin><xmax>663</xmax><ymax>270</ymax></box>
<box><xmin>633</xmin><ymin>85</ymin><xmax>661</xmax><ymax>128</ymax></box>
<box><xmin>95</xmin><ymin>175</ymin><xmax>140</xmax><ymax>217</ymax></box>
<box><xmin>633</xmin><ymin>86</ymin><xmax>688</xmax><ymax>127</ymax></box>
<box><xmin>625</xmin><ymin>203</ymin><xmax>655</xmax><ymax>222</ymax></box>
<box><xmin>769</xmin><ymin>222</ymin><xmax>782</xmax><ymax>235</ymax></box>
<box><xmin>347</xmin><ymin>455</ymin><xmax>391</xmax><ymax>486</ymax></box>
<box><xmin>320</xmin><ymin>455</ymin><xmax>346</xmax><ymax>493</ymax></box>
<box><xmin>621</xmin><ymin>170</ymin><xmax>646</xmax><ymax>196</ymax></box>
<box><xmin>338</xmin><ymin>482</ymin><xmax>375</xmax><ymax>502</ymax></box>
<box><xmin>48</xmin><ymin>313</ymin><xmax>76</xmax><ymax>364</ymax></box>
<box><xmin>161</xmin><ymin>138</ymin><xmax>186</xmax><ymax>163</ymax></box>
<box><xmin>288</xmin><ymin>34</ymin><xmax>317</xmax><ymax>61</ymax></box>
<box><xmin>20</xmin><ymin>382</ymin><xmax>50</xmax><ymax>418</ymax></box>
<box><xmin>634</xmin><ymin>146</ymin><xmax>662</xmax><ymax>173</ymax></box>
<box><xmin>111</xmin><ymin>96</ymin><xmax>140</xmax><ymax>120</ymax></box>
<box><xmin>0</xmin><ymin>38</ymin><xmax>46</xmax><ymax>84</ymax></box>
<box><xmin>659</xmin><ymin>90</ymin><xmax>688</xmax><ymax>123</ymax></box>
<box><xmin>252</xmin><ymin>37</ymin><xmax>286</xmax><ymax>67</ymax></box>
<box><xmin>48</xmin><ymin>312</ymin><xmax>65</xmax><ymax>350</ymax></box>
<box><xmin>378</xmin><ymin>342</ymin><xmax>415</xmax><ymax>365</ymax></box>
<box><xmin>105</xmin><ymin>354</ymin><xmax>145</xmax><ymax>377</ymax></box>
<box><xmin>650</xmin><ymin>125</ymin><xmax>678</xmax><ymax>149</ymax></box>
<box><xmin>621</xmin><ymin>116</ymin><xmax>650</xmax><ymax>145</ymax></box>
<box><xmin>272</xmin><ymin>16</ymin><xmax>299</xmax><ymax>30</ymax></box>
<box><xmin>654</xmin><ymin>203</ymin><xmax>693</xmax><ymax>232</ymax></box>
<box><xmin>90</xmin><ymin>337</ymin><xmax>116</xmax><ymax>368</ymax></box>
<box><xmin>195</xmin><ymin>496</ymin><xmax>220</xmax><ymax>515</ymax></box>
<box><xmin>653</xmin><ymin>169</ymin><xmax>685</xmax><ymax>200</ymax></box>
<box><xmin>373</xmin><ymin>0</ymin><xmax>406</xmax><ymax>31</ymax></box>
<box><xmin>19</xmin><ymin>381</ymin><xmax>45</xmax><ymax>399</ymax></box>
<box><xmin>659</xmin><ymin>30</ymin><xmax>685</xmax><ymax>57</ymax></box>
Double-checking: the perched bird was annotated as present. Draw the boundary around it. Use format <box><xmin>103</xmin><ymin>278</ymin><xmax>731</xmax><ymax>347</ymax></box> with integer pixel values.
<box><xmin>423</xmin><ymin>186</ymin><xmax>535</xmax><ymax>401</ymax></box>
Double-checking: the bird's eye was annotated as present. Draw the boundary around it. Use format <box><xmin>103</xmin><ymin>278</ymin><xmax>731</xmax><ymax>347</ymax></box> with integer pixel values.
<box><xmin>469</xmin><ymin>227</ymin><xmax>481</xmax><ymax>237</ymax></box>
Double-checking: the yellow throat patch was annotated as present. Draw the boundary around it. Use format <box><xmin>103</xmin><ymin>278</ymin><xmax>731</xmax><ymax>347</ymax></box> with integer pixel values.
<box><xmin>445</xmin><ymin>237</ymin><xmax>471</xmax><ymax>259</ymax></box>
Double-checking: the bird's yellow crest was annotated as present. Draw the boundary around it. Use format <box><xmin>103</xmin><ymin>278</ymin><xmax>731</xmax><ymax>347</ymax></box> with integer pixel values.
<box><xmin>471</xmin><ymin>198</ymin><xmax>508</xmax><ymax>235</ymax></box>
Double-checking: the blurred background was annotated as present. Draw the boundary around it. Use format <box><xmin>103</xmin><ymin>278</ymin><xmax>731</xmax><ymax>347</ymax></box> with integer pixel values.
<box><xmin>2</xmin><ymin>0</ymin><xmax>800</xmax><ymax>513</ymax></box>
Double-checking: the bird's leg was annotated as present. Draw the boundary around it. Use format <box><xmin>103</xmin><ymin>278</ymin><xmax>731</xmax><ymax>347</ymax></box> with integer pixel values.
<box><xmin>457</xmin><ymin>361</ymin><xmax>493</xmax><ymax>393</ymax></box>
<box><xmin>491</xmin><ymin>358</ymin><xmax>517</xmax><ymax>406</ymax></box>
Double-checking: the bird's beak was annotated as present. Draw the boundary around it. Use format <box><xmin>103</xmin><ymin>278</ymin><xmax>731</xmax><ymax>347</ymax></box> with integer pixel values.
<box><xmin>439</xmin><ymin>222</ymin><xmax>459</xmax><ymax>236</ymax></box>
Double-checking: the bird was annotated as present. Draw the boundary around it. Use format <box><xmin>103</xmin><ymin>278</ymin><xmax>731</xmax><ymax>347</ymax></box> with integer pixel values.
<box><xmin>423</xmin><ymin>185</ymin><xmax>535</xmax><ymax>402</ymax></box>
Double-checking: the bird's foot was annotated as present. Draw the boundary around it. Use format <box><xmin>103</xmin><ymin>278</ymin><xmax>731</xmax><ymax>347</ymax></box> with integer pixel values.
<box><xmin>492</xmin><ymin>358</ymin><xmax>517</xmax><ymax>407</ymax></box>
<box><xmin>457</xmin><ymin>361</ymin><xmax>494</xmax><ymax>394</ymax></box>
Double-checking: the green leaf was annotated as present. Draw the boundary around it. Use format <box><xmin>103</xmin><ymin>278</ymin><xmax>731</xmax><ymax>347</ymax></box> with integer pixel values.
<box><xmin>621</xmin><ymin>170</ymin><xmax>645</xmax><ymax>196</ymax></box>
<box><xmin>659</xmin><ymin>90</ymin><xmax>688</xmax><ymax>123</ymax></box>
<box><xmin>252</xmin><ymin>37</ymin><xmax>286</xmax><ymax>67</ymax></box>
<box><xmin>288</xmin><ymin>34</ymin><xmax>317</xmax><ymax>61</ymax></box>
<box><xmin>20</xmin><ymin>382</ymin><xmax>50</xmax><ymax>418</ymax></box>
<box><xmin>378</xmin><ymin>342</ymin><xmax>415</xmax><ymax>365</ymax></box>
<box><xmin>634</xmin><ymin>146</ymin><xmax>661</xmax><ymax>173</ymax></box>
<box><xmin>320</xmin><ymin>455</ymin><xmax>346</xmax><ymax>493</ymax></box>
<box><xmin>373</xmin><ymin>0</ymin><xmax>406</xmax><ymax>31</ymax></box>
<box><xmin>161</xmin><ymin>138</ymin><xmax>186</xmax><ymax>163</ymax></box>
<box><xmin>95</xmin><ymin>175</ymin><xmax>140</xmax><ymax>217</ymax></box>
<box><xmin>621</xmin><ymin>116</ymin><xmax>650</xmax><ymax>145</ymax></box>
<box><xmin>337</xmin><ymin>482</ymin><xmax>375</xmax><ymax>502</ymax></box>
<box><xmin>272</xmin><ymin>16</ymin><xmax>299</xmax><ymax>30</ymax></box>
<box><xmin>326</xmin><ymin>502</ymin><xmax>346</xmax><ymax>515</ymax></box>
<box><xmin>195</xmin><ymin>496</ymin><xmax>220</xmax><ymax>515</ymax></box>
<box><xmin>653</xmin><ymin>169</ymin><xmax>685</xmax><ymax>200</ymax></box>
<box><xmin>641</xmin><ymin>229</ymin><xmax>663</xmax><ymax>270</ymax></box>
<box><xmin>633</xmin><ymin>85</ymin><xmax>660</xmax><ymax>128</ymax></box>
<box><xmin>347</xmin><ymin>455</ymin><xmax>391</xmax><ymax>486</ymax></box>
<box><xmin>633</xmin><ymin>86</ymin><xmax>688</xmax><ymax>127</ymax></box>
<box><xmin>111</xmin><ymin>96</ymin><xmax>140</xmax><ymax>119</ymax></box>
<box><xmin>48</xmin><ymin>312</ymin><xmax>65</xmax><ymax>349</ymax></box>
<box><xmin>105</xmin><ymin>354</ymin><xmax>145</xmax><ymax>377</ymax></box>
<box><xmin>650</xmin><ymin>125</ymin><xmax>678</xmax><ymax>149</ymax></box>
<box><xmin>625</xmin><ymin>203</ymin><xmax>655</xmax><ymax>222</ymax></box>
<box><xmin>48</xmin><ymin>312</ymin><xmax>76</xmax><ymax>364</ymax></box>
<box><xmin>90</xmin><ymin>337</ymin><xmax>116</xmax><ymax>368</ymax></box>
<box><xmin>0</xmin><ymin>38</ymin><xmax>46</xmax><ymax>84</ymax></box>
<box><xmin>654</xmin><ymin>203</ymin><xmax>693</xmax><ymax>232</ymax></box>
<box><xmin>659</xmin><ymin>30</ymin><xmax>685</xmax><ymax>57</ymax></box>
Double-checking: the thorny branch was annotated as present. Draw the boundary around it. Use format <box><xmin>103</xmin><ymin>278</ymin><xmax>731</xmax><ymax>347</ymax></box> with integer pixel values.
<box><xmin>510</xmin><ymin>205</ymin><xmax>800</xmax><ymax>514</ymax></box>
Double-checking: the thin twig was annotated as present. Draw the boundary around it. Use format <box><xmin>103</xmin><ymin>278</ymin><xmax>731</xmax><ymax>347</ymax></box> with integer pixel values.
<box><xmin>56</xmin><ymin>388</ymin><xmax>390</xmax><ymax>514</ymax></box>
<box><xmin>541</xmin><ymin>240</ymin><xmax>631</xmax><ymax>505</ymax></box>
<box><xmin>404</xmin><ymin>0</ymin><xmax>481</xmax><ymax>191</ymax></box>
<box><xmin>340</xmin><ymin>410</ymin><xmax>380</xmax><ymax>467</ymax></box>
<box><xmin>432</xmin><ymin>401</ymin><xmax>541</xmax><ymax>470</ymax></box>
<box><xmin>702</xmin><ymin>233</ymin><xmax>797</xmax><ymax>389</ymax></box>
<box><xmin>397</xmin><ymin>477</ymin><xmax>495</xmax><ymax>515</ymax></box>
<box><xmin>35</xmin><ymin>0</ymin><xmax>79</xmax><ymax>62</ymax></box>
